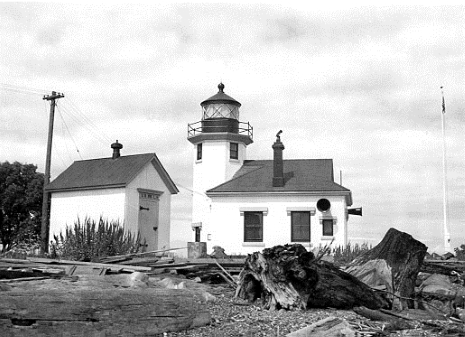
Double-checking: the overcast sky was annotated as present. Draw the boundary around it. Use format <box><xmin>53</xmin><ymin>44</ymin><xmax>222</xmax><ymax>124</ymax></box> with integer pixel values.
<box><xmin>1</xmin><ymin>3</ymin><xmax>463</xmax><ymax>253</ymax></box>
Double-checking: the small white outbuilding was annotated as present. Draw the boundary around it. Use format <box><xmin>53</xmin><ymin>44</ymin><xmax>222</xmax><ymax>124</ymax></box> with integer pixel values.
<box><xmin>46</xmin><ymin>141</ymin><xmax>178</xmax><ymax>252</ymax></box>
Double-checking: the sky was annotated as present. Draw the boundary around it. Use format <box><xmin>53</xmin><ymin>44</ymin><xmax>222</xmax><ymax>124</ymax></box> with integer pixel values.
<box><xmin>1</xmin><ymin>3</ymin><xmax>464</xmax><ymax>254</ymax></box>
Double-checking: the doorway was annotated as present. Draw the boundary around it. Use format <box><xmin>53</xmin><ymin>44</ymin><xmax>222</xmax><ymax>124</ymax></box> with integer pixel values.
<box><xmin>138</xmin><ymin>189</ymin><xmax>161</xmax><ymax>252</ymax></box>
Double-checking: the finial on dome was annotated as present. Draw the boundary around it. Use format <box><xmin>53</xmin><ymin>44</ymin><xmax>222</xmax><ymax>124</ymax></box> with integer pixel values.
<box><xmin>218</xmin><ymin>82</ymin><xmax>225</xmax><ymax>92</ymax></box>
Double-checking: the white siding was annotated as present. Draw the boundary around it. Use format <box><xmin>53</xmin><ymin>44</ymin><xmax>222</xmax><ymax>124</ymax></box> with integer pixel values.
<box><xmin>206</xmin><ymin>194</ymin><xmax>348</xmax><ymax>255</ymax></box>
<box><xmin>49</xmin><ymin>188</ymin><xmax>126</xmax><ymax>239</ymax></box>
<box><xmin>191</xmin><ymin>140</ymin><xmax>245</xmax><ymax>234</ymax></box>
<box><xmin>49</xmin><ymin>161</ymin><xmax>174</xmax><ymax>251</ymax></box>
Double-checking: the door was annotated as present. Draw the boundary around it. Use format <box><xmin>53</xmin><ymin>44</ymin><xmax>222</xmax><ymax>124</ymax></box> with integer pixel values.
<box><xmin>138</xmin><ymin>190</ymin><xmax>160</xmax><ymax>252</ymax></box>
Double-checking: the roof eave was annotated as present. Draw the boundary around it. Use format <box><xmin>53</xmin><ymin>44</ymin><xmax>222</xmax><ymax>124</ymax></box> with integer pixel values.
<box><xmin>206</xmin><ymin>190</ymin><xmax>352</xmax><ymax>198</ymax></box>
<box><xmin>207</xmin><ymin>190</ymin><xmax>353</xmax><ymax>206</ymax></box>
<box><xmin>46</xmin><ymin>183</ymin><xmax>126</xmax><ymax>193</ymax></box>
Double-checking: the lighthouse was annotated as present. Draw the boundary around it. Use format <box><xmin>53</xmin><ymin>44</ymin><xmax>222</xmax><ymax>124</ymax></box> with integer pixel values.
<box><xmin>187</xmin><ymin>83</ymin><xmax>253</xmax><ymax>243</ymax></box>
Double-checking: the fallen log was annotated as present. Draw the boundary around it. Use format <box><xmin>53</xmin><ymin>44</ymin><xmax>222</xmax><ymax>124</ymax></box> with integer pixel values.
<box><xmin>28</xmin><ymin>257</ymin><xmax>151</xmax><ymax>272</ymax></box>
<box><xmin>286</xmin><ymin>316</ymin><xmax>355</xmax><ymax>337</ymax></box>
<box><xmin>347</xmin><ymin>228</ymin><xmax>427</xmax><ymax>309</ymax></box>
<box><xmin>0</xmin><ymin>288</ymin><xmax>210</xmax><ymax>336</ymax></box>
<box><xmin>421</xmin><ymin>260</ymin><xmax>465</xmax><ymax>275</ymax></box>
<box><xmin>353</xmin><ymin>306</ymin><xmax>415</xmax><ymax>330</ymax></box>
<box><xmin>235</xmin><ymin>244</ymin><xmax>387</xmax><ymax>310</ymax></box>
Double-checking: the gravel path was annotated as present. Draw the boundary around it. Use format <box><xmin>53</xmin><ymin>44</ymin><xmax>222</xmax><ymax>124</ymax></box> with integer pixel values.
<box><xmin>170</xmin><ymin>285</ymin><xmax>363</xmax><ymax>337</ymax></box>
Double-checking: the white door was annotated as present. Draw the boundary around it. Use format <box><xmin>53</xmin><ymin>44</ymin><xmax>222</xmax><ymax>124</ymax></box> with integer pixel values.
<box><xmin>138</xmin><ymin>191</ymin><xmax>160</xmax><ymax>252</ymax></box>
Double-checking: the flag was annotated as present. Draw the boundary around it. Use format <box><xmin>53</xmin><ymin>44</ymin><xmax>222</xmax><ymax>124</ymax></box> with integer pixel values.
<box><xmin>441</xmin><ymin>87</ymin><xmax>446</xmax><ymax>114</ymax></box>
<box><xmin>442</xmin><ymin>95</ymin><xmax>446</xmax><ymax>114</ymax></box>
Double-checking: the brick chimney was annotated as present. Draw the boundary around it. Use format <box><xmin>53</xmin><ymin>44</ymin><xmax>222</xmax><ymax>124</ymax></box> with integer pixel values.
<box><xmin>272</xmin><ymin>131</ymin><xmax>285</xmax><ymax>187</ymax></box>
<box><xmin>111</xmin><ymin>140</ymin><xmax>123</xmax><ymax>159</ymax></box>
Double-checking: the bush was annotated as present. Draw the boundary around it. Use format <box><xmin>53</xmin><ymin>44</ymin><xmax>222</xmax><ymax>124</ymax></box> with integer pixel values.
<box><xmin>332</xmin><ymin>242</ymin><xmax>372</xmax><ymax>266</ymax></box>
<box><xmin>49</xmin><ymin>217</ymin><xmax>144</xmax><ymax>261</ymax></box>
<box><xmin>455</xmin><ymin>245</ymin><xmax>465</xmax><ymax>261</ymax></box>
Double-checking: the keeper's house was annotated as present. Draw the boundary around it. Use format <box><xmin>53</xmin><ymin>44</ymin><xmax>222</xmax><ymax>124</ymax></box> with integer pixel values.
<box><xmin>46</xmin><ymin>141</ymin><xmax>178</xmax><ymax>252</ymax></box>
<box><xmin>187</xmin><ymin>83</ymin><xmax>360</xmax><ymax>255</ymax></box>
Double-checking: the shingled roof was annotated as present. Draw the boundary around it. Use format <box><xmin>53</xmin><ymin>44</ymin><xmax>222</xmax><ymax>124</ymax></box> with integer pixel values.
<box><xmin>46</xmin><ymin>153</ymin><xmax>178</xmax><ymax>194</ymax></box>
<box><xmin>206</xmin><ymin>159</ymin><xmax>352</xmax><ymax>205</ymax></box>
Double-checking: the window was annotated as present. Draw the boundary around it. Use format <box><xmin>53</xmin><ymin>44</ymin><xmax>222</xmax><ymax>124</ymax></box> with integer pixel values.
<box><xmin>230</xmin><ymin>142</ymin><xmax>238</xmax><ymax>159</ymax></box>
<box><xmin>197</xmin><ymin>143</ymin><xmax>202</xmax><ymax>160</ymax></box>
<box><xmin>322</xmin><ymin>219</ymin><xmax>334</xmax><ymax>236</ymax></box>
<box><xmin>291</xmin><ymin>211</ymin><xmax>311</xmax><ymax>242</ymax></box>
<box><xmin>244</xmin><ymin>211</ymin><xmax>263</xmax><ymax>242</ymax></box>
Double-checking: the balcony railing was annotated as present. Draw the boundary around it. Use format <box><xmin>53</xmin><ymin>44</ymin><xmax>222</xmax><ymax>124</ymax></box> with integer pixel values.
<box><xmin>188</xmin><ymin>119</ymin><xmax>253</xmax><ymax>139</ymax></box>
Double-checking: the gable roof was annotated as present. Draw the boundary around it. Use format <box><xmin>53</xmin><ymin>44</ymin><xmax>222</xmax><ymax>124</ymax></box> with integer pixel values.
<box><xmin>207</xmin><ymin>159</ymin><xmax>352</xmax><ymax>205</ymax></box>
<box><xmin>46</xmin><ymin>153</ymin><xmax>178</xmax><ymax>194</ymax></box>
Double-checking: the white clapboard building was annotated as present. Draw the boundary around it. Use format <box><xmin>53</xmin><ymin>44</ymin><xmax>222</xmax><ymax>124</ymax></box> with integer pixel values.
<box><xmin>187</xmin><ymin>83</ymin><xmax>360</xmax><ymax>255</ymax></box>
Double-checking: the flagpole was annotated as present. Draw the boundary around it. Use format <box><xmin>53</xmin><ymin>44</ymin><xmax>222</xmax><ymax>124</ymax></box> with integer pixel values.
<box><xmin>441</xmin><ymin>86</ymin><xmax>451</xmax><ymax>253</ymax></box>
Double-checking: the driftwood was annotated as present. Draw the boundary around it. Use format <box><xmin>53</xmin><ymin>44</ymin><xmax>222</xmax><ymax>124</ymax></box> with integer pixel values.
<box><xmin>28</xmin><ymin>257</ymin><xmax>151</xmax><ymax>272</ymax></box>
<box><xmin>235</xmin><ymin>244</ymin><xmax>387</xmax><ymax>310</ymax></box>
<box><xmin>0</xmin><ymin>288</ymin><xmax>210</xmax><ymax>336</ymax></box>
<box><xmin>286</xmin><ymin>316</ymin><xmax>355</xmax><ymax>337</ymax></box>
<box><xmin>353</xmin><ymin>306</ymin><xmax>415</xmax><ymax>330</ymax></box>
<box><xmin>347</xmin><ymin>228</ymin><xmax>427</xmax><ymax>309</ymax></box>
<box><xmin>421</xmin><ymin>260</ymin><xmax>465</xmax><ymax>275</ymax></box>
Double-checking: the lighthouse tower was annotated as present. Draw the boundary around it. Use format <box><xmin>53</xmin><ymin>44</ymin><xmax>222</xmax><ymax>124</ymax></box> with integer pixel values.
<box><xmin>187</xmin><ymin>83</ymin><xmax>253</xmax><ymax>242</ymax></box>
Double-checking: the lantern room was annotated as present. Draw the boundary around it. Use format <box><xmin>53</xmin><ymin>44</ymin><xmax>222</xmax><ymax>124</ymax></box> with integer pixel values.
<box><xmin>201</xmin><ymin>82</ymin><xmax>240</xmax><ymax>120</ymax></box>
<box><xmin>187</xmin><ymin>83</ymin><xmax>253</xmax><ymax>139</ymax></box>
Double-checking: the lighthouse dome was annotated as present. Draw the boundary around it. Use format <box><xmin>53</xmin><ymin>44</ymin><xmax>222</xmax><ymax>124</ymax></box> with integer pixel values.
<box><xmin>200</xmin><ymin>83</ymin><xmax>241</xmax><ymax>120</ymax></box>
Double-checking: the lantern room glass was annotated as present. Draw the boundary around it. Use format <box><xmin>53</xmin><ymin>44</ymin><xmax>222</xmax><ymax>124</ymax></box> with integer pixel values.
<box><xmin>202</xmin><ymin>103</ymin><xmax>240</xmax><ymax>120</ymax></box>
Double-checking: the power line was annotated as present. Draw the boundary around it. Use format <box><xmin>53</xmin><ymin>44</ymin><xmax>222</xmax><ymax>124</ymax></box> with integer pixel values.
<box><xmin>175</xmin><ymin>182</ymin><xmax>209</xmax><ymax>198</ymax></box>
<box><xmin>58</xmin><ymin>110</ymin><xmax>74</xmax><ymax>163</ymax></box>
<box><xmin>58</xmin><ymin>102</ymin><xmax>110</xmax><ymax>146</ymax></box>
<box><xmin>56</xmin><ymin>105</ymin><xmax>83</xmax><ymax>160</ymax></box>
<box><xmin>0</xmin><ymin>83</ymin><xmax>51</xmax><ymax>95</ymax></box>
<box><xmin>1</xmin><ymin>83</ymin><xmax>112</xmax><ymax>148</ymax></box>
<box><xmin>65</xmin><ymin>97</ymin><xmax>112</xmax><ymax>143</ymax></box>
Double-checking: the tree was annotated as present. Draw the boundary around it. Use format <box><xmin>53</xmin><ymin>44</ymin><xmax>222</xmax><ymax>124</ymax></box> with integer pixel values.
<box><xmin>0</xmin><ymin>161</ymin><xmax>44</xmax><ymax>252</ymax></box>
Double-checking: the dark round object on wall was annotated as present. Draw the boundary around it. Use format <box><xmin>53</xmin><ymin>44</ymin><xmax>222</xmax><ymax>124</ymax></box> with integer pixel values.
<box><xmin>317</xmin><ymin>198</ymin><xmax>331</xmax><ymax>212</ymax></box>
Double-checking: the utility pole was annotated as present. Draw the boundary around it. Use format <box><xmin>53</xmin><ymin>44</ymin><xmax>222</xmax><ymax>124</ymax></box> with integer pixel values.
<box><xmin>41</xmin><ymin>91</ymin><xmax>64</xmax><ymax>254</ymax></box>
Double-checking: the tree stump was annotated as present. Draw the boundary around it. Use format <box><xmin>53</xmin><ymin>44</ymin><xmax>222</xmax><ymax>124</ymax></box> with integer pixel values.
<box><xmin>346</xmin><ymin>228</ymin><xmax>427</xmax><ymax>309</ymax></box>
<box><xmin>235</xmin><ymin>244</ymin><xmax>387</xmax><ymax>310</ymax></box>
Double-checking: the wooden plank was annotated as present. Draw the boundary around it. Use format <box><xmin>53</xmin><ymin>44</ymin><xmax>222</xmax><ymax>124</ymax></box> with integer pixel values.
<box><xmin>179</xmin><ymin>258</ymin><xmax>245</xmax><ymax>266</ymax></box>
<box><xmin>27</xmin><ymin>257</ymin><xmax>151</xmax><ymax>272</ymax></box>
<box><xmin>0</xmin><ymin>277</ymin><xmax>50</xmax><ymax>283</ymax></box>
<box><xmin>97</xmin><ymin>247</ymin><xmax>187</xmax><ymax>262</ymax></box>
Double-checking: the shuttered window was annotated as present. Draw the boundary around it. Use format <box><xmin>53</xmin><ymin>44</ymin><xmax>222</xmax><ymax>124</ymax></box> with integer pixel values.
<box><xmin>291</xmin><ymin>211</ymin><xmax>311</xmax><ymax>242</ymax></box>
<box><xmin>244</xmin><ymin>211</ymin><xmax>263</xmax><ymax>242</ymax></box>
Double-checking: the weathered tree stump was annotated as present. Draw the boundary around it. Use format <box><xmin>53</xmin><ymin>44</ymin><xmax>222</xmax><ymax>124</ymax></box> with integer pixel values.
<box><xmin>0</xmin><ymin>288</ymin><xmax>211</xmax><ymax>336</ymax></box>
<box><xmin>235</xmin><ymin>244</ymin><xmax>387</xmax><ymax>310</ymax></box>
<box><xmin>346</xmin><ymin>228</ymin><xmax>427</xmax><ymax>309</ymax></box>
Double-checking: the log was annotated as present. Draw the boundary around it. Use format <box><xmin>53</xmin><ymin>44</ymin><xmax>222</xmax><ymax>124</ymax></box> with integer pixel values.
<box><xmin>235</xmin><ymin>244</ymin><xmax>387</xmax><ymax>310</ymax></box>
<box><xmin>0</xmin><ymin>288</ymin><xmax>211</xmax><ymax>336</ymax></box>
<box><xmin>286</xmin><ymin>316</ymin><xmax>355</xmax><ymax>337</ymax></box>
<box><xmin>28</xmin><ymin>257</ymin><xmax>151</xmax><ymax>272</ymax></box>
<box><xmin>347</xmin><ymin>228</ymin><xmax>427</xmax><ymax>309</ymax></box>
<box><xmin>353</xmin><ymin>306</ymin><xmax>415</xmax><ymax>330</ymax></box>
<box><xmin>421</xmin><ymin>260</ymin><xmax>465</xmax><ymax>275</ymax></box>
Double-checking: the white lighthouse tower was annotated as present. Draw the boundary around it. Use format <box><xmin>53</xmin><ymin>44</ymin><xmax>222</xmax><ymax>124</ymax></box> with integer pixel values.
<box><xmin>187</xmin><ymin>83</ymin><xmax>253</xmax><ymax>243</ymax></box>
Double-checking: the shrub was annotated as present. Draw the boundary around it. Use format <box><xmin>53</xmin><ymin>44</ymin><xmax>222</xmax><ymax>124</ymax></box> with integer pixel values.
<box><xmin>49</xmin><ymin>217</ymin><xmax>144</xmax><ymax>261</ymax></box>
<box><xmin>332</xmin><ymin>242</ymin><xmax>372</xmax><ymax>266</ymax></box>
<box><xmin>455</xmin><ymin>245</ymin><xmax>465</xmax><ymax>261</ymax></box>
